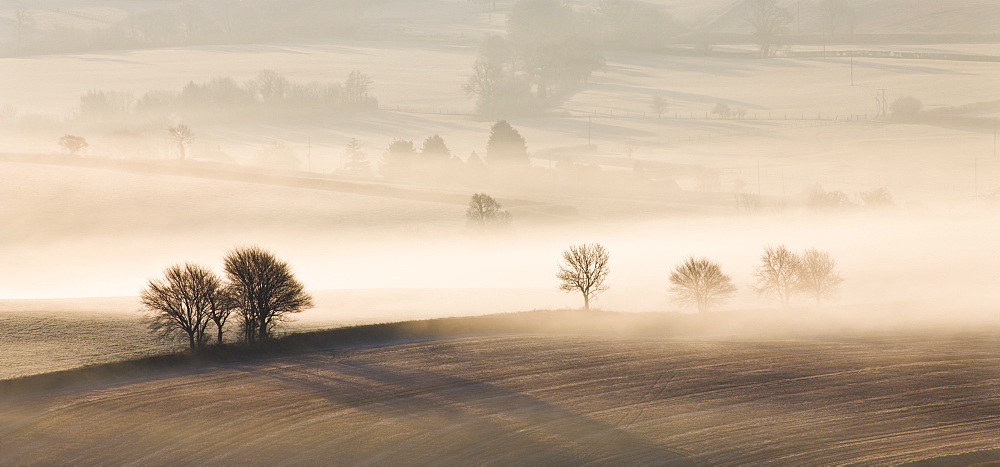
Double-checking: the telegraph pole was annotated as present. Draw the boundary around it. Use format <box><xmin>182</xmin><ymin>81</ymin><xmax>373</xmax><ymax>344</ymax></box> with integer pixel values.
<box><xmin>850</xmin><ymin>53</ymin><xmax>854</xmax><ymax>86</ymax></box>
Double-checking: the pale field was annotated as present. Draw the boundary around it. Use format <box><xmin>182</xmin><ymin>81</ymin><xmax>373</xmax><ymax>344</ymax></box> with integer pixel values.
<box><xmin>0</xmin><ymin>289</ymin><xmax>578</xmax><ymax>380</ymax></box>
<box><xmin>2</xmin><ymin>334</ymin><xmax>998</xmax><ymax>464</ymax></box>
<box><xmin>2</xmin><ymin>6</ymin><xmax>999</xmax><ymax>459</ymax></box>
<box><xmin>2</xmin><ymin>38</ymin><xmax>997</xmax><ymax>205</ymax></box>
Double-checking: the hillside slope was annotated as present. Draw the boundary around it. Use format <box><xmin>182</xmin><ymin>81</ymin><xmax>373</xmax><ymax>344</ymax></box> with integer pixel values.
<box><xmin>2</xmin><ymin>334</ymin><xmax>998</xmax><ymax>464</ymax></box>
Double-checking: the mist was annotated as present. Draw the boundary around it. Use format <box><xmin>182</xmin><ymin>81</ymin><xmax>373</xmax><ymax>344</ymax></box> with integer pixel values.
<box><xmin>4</xmin><ymin>1</ymin><xmax>1000</xmax><ymax>464</ymax></box>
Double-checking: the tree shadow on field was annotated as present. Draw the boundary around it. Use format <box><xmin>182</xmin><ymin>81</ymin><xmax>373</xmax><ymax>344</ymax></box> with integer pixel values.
<box><xmin>236</xmin><ymin>354</ymin><xmax>695</xmax><ymax>465</ymax></box>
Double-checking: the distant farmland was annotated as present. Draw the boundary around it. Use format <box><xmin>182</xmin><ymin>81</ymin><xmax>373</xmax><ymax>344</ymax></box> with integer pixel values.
<box><xmin>2</xmin><ymin>333</ymin><xmax>998</xmax><ymax>464</ymax></box>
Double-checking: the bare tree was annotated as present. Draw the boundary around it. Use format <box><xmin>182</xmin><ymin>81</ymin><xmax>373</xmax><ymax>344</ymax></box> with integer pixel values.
<box><xmin>58</xmin><ymin>135</ymin><xmax>88</xmax><ymax>156</ymax></box>
<box><xmin>168</xmin><ymin>124</ymin><xmax>194</xmax><ymax>161</ymax></box>
<box><xmin>344</xmin><ymin>70</ymin><xmax>373</xmax><ymax>107</ymax></box>
<box><xmin>224</xmin><ymin>246</ymin><xmax>313</xmax><ymax>344</ymax></box>
<box><xmin>669</xmin><ymin>257</ymin><xmax>737</xmax><ymax>313</ymax></box>
<box><xmin>753</xmin><ymin>244</ymin><xmax>800</xmax><ymax>306</ymax></box>
<box><xmin>343</xmin><ymin>138</ymin><xmax>369</xmax><ymax>175</ymax></box>
<box><xmin>466</xmin><ymin>193</ymin><xmax>512</xmax><ymax>229</ymax></box>
<box><xmin>140</xmin><ymin>263</ymin><xmax>227</xmax><ymax>351</ymax></box>
<box><xmin>556</xmin><ymin>243</ymin><xmax>610</xmax><ymax>310</ymax></box>
<box><xmin>206</xmin><ymin>288</ymin><xmax>234</xmax><ymax>345</ymax></box>
<box><xmin>735</xmin><ymin>192</ymin><xmax>762</xmax><ymax>214</ymax></box>
<box><xmin>15</xmin><ymin>6</ymin><xmax>34</xmax><ymax>54</ymax></box>
<box><xmin>858</xmin><ymin>187</ymin><xmax>893</xmax><ymax>207</ymax></box>
<box><xmin>796</xmin><ymin>248</ymin><xmax>843</xmax><ymax>305</ymax></box>
<box><xmin>711</xmin><ymin>102</ymin><xmax>732</xmax><ymax>119</ymax></box>
<box><xmin>650</xmin><ymin>95</ymin><xmax>668</xmax><ymax>119</ymax></box>
<box><xmin>742</xmin><ymin>0</ymin><xmax>792</xmax><ymax>58</ymax></box>
<box><xmin>251</xmin><ymin>69</ymin><xmax>289</xmax><ymax>104</ymax></box>
<box><xmin>818</xmin><ymin>0</ymin><xmax>857</xmax><ymax>36</ymax></box>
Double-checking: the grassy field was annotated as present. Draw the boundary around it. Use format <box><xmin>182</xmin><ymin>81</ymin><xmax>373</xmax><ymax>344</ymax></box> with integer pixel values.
<box><xmin>2</xmin><ymin>329</ymin><xmax>998</xmax><ymax>464</ymax></box>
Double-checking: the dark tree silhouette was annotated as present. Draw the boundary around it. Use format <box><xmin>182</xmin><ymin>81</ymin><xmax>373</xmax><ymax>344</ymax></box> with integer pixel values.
<box><xmin>343</xmin><ymin>138</ymin><xmax>369</xmax><ymax>175</ymax></box>
<box><xmin>464</xmin><ymin>36</ymin><xmax>527</xmax><ymax>117</ymax></box>
<box><xmin>223</xmin><ymin>246</ymin><xmax>313</xmax><ymax>344</ymax></box>
<box><xmin>507</xmin><ymin>0</ymin><xmax>603</xmax><ymax>102</ymax></box>
<box><xmin>381</xmin><ymin>138</ymin><xmax>418</xmax><ymax>178</ymax></box>
<box><xmin>486</xmin><ymin>120</ymin><xmax>529</xmax><ymax>166</ymax></box>
<box><xmin>206</xmin><ymin>288</ymin><xmax>234</xmax><ymax>345</ymax></box>
<box><xmin>669</xmin><ymin>257</ymin><xmax>737</xmax><ymax>313</ymax></box>
<box><xmin>743</xmin><ymin>0</ymin><xmax>792</xmax><ymax>57</ymax></box>
<box><xmin>168</xmin><ymin>124</ymin><xmax>194</xmax><ymax>161</ymax></box>
<box><xmin>753</xmin><ymin>244</ymin><xmax>800</xmax><ymax>306</ymax></box>
<box><xmin>58</xmin><ymin>135</ymin><xmax>88</xmax><ymax>155</ymax></box>
<box><xmin>557</xmin><ymin>243</ymin><xmax>610</xmax><ymax>310</ymax></box>
<box><xmin>140</xmin><ymin>263</ymin><xmax>227</xmax><ymax>351</ymax></box>
<box><xmin>796</xmin><ymin>248</ymin><xmax>843</xmax><ymax>305</ymax></box>
<box><xmin>421</xmin><ymin>135</ymin><xmax>452</xmax><ymax>160</ymax></box>
<box><xmin>466</xmin><ymin>193</ymin><xmax>512</xmax><ymax>229</ymax></box>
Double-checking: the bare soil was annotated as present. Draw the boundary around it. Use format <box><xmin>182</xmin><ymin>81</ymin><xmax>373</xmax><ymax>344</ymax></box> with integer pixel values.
<box><xmin>2</xmin><ymin>333</ymin><xmax>998</xmax><ymax>464</ymax></box>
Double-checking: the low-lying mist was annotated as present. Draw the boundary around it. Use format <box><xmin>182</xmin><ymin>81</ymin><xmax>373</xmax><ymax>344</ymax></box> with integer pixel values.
<box><xmin>3</xmin><ymin>178</ymin><xmax>998</xmax><ymax>332</ymax></box>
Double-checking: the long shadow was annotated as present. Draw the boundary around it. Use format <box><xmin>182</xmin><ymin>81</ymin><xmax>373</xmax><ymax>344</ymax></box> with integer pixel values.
<box><xmin>234</xmin><ymin>353</ymin><xmax>696</xmax><ymax>465</ymax></box>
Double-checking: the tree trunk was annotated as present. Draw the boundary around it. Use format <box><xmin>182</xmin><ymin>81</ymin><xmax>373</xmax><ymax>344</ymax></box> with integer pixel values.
<box><xmin>188</xmin><ymin>333</ymin><xmax>195</xmax><ymax>351</ymax></box>
<box><xmin>583</xmin><ymin>294</ymin><xmax>590</xmax><ymax>311</ymax></box>
<box><xmin>217</xmin><ymin>325</ymin><xmax>224</xmax><ymax>345</ymax></box>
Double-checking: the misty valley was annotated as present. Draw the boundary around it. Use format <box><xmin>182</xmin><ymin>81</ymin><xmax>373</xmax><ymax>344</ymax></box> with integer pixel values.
<box><xmin>1</xmin><ymin>0</ymin><xmax>999</xmax><ymax>464</ymax></box>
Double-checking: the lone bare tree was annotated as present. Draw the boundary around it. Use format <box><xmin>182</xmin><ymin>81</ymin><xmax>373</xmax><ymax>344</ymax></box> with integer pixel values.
<box><xmin>650</xmin><ymin>95</ymin><xmax>668</xmax><ymax>119</ymax></box>
<box><xmin>796</xmin><ymin>248</ymin><xmax>843</xmax><ymax>305</ymax></box>
<box><xmin>168</xmin><ymin>124</ymin><xmax>194</xmax><ymax>161</ymax></box>
<box><xmin>742</xmin><ymin>0</ymin><xmax>792</xmax><ymax>57</ymax></box>
<box><xmin>818</xmin><ymin>0</ymin><xmax>857</xmax><ymax>36</ymax></box>
<box><xmin>58</xmin><ymin>135</ymin><xmax>88</xmax><ymax>156</ymax></box>
<box><xmin>669</xmin><ymin>257</ymin><xmax>737</xmax><ymax>313</ymax></box>
<box><xmin>753</xmin><ymin>244</ymin><xmax>800</xmax><ymax>306</ymax></box>
<box><xmin>557</xmin><ymin>243</ymin><xmax>610</xmax><ymax>310</ymax></box>
<box><xmin>140</xmin><ymin>263</ymin><xmax>227</xmax><ymax>351</ymax></box>
<box><xmin>466</xmin><ymin>193</ymin><xmax>512</xmax><ymax>229</ymax></box>
<box><xmin>224</xmin><ymin>246</ymin><xmax>313</xmax><ymax>344</ymax></box>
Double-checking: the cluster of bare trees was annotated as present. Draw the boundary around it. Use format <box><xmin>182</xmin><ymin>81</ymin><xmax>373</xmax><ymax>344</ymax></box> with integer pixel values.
<box><xmin>556</xmin><ymin>243</ymin><xmax>843</xmax><ymax>312</ymax></box>
<box><xmin>466</xmin><ymin>193</ymin><xmax>513</xmax><ymax>230</ymax></box>
<box><xmin>743</xmin><ymin>0</ymin><xmax>857</xmax><ymax>57</ymax></box>
<box><xmin>140</xmin><ymin>246</ymin><xmax>313</xmax><ymax>351</ymax></box>
<box><xmin>77</xmin><ymin>70</ymin><xmax>376</xmax><ymax>126</ymax></box>
<box><xmin>754</xmin><ymin>245</ymin><xmax>843</xmax><ymax>306</ymax></box>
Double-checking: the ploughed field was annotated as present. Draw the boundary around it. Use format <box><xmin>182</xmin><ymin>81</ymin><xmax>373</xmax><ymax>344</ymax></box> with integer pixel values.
<box><xmin>2</xmin><ymin>334</ymin><xmax>999</xmax><ymax>464</ymax></box>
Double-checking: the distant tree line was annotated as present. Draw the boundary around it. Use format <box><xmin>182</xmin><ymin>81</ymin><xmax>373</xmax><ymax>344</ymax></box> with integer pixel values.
<box><xmin>377</xmin><ymin>120</ymin><xmax>529</xmax><ymax>182</ymax></box>
<box><xmin>77</xmin><ymin>69</ymin><xmax>376</xmax><ymax>126</ymax></box>
<box><xmin>141</xmin><ymin>246</ymin><xmax>313</xmax><ymax>351</ymax></box>
<box><xmin>556</xmin><ymin>242</ymin><xmax>843</xmax><ymax>312</ymax></box>
<box><xmin>1</xmin><ymin>1</ymin><xmax>366</xmax><ymax>57</ymax></box>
